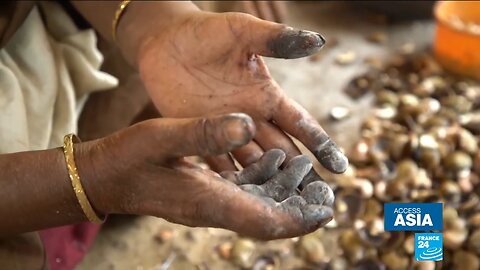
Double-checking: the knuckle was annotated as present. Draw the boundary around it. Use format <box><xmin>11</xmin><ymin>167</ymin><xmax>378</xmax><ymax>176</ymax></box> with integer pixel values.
<box><xmin>193</xmin><ymin>117</ymin><xmax>219</xmax><ymax>155</ymax></box>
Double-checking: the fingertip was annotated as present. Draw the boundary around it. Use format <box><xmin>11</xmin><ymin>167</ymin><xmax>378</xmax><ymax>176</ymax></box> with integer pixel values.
<box><xmin>263</xmin><ymin>148</ymin><xmax>286</xmax><ymax>167</ymax></box>
<box><xmin>315</xmin><ymin>140</ymin><xmax>349</xmax><ymax>174</ymax></box>
<box><xmin>300</xmin><ymin>181</ymin><xmax>335</xmax><ymax>206</ymax></box>
<box><xmin>222</xmin><ymin>113</ymin><xmax>256</xmax><ymax>147</ymax></box>
<box><xmin>302</xmin><ymin>205</ymin><xmax>334</xmax><ymax>228</ymax></box>
<box><xmin>267</xmin><ymin>28</ymin><xmax>326</xmax><ymax>59</ymax></box>
<box><xmin>285</xmin><ymin>155</ymin><xmax>313</xmax><ymax>176</ymax></box>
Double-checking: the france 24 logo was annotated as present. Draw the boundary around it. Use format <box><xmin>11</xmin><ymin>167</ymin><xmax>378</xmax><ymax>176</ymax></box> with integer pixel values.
<box><xmin>415</xmin><ymin>233</ymin><xmax>443</xmax><ymax>261</ymax></box>
<box><xmin>384</xmin><ymin>203</ymin><xmax>443</xmax><ymax>231</ymax></box>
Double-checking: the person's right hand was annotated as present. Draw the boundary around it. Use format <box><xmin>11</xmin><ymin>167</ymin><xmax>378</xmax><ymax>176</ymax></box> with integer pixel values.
<box><xmin>76</xmin><ymin>113</ymin><xmax>333</xmax><ymax>239</ymax></box>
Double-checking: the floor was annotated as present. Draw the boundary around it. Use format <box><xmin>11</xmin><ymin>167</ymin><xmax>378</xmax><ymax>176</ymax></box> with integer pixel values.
<box><xmin>78</xmin><ymin>2</ymin><xmax>435</xmax><ymax>269</ymax></box>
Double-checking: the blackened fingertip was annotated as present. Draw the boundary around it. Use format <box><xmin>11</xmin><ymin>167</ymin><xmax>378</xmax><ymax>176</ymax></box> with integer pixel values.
<box><xmin>300</xmin><ymin>181</ymin><xmax>335</xmax><ymax>206</ymax></box>
<box><xmin>320</xmin><ymin>151</ymin><xmax>348</xmax><ymax>174</ymax></box>
<box><xmin>315</xmin><ymin>141</ymin><xmax>349</xmax><ymax>173</ymax></box>
<box><xmin>285</xmin><ymin>155</ymin><xmax>313</xmax><ymax>179</ymax></box>
<box><xmin>268</xmin><ymin>28</ymin><xmax>326</xmax><ymax>59</ymax></box>
<box><xmin>302</xmin><ymin>205</ymin><xmax>334</xmax><ymax>228</ymax></box>
<box><xmin>264</xmin><ymin>149</ymin><xmax>286</xmax><ymax>167</ymax></box>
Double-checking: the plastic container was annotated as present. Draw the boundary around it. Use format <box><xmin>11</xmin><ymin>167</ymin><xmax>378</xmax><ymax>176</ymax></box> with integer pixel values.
<box><xmin>434</xmin><ymin>1</ymin><xmax>480</xmax><ymax>79</ymax></box>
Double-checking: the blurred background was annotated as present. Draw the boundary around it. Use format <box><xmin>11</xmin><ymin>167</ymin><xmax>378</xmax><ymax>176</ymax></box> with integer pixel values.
<box><xmin>78</xmin><ymin>1</ymin><xmax>480</xmax><ymax>269</ymax></box>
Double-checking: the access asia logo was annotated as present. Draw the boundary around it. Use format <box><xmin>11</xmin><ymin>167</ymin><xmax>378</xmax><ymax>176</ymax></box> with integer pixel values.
<box><xmin>384</xmin><ymin>203</ymin><xmax>443</xmax><ymax>231</ymax></box>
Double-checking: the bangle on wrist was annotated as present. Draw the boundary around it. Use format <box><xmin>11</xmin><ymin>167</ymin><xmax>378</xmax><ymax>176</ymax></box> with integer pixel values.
<box><xmin>63</xmin><ymin>134</ymin><xmax>104</xmax><ymax>223</ymax></box>
<box><xmin>112</xmin><ymin>0</ymin><xmax>132</xmax><ymax>42</ymax></box>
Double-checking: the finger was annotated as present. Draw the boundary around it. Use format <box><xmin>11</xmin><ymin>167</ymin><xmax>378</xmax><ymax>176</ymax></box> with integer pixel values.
<box><xmin>231</xmin><ymin>141</ymin><xmax>264</xmax><ymax>167</ymax></box>
<box><xmin>204</xmin><ymin>183</ymin><xmax>333</xmax><ymax>240</ymax></box>
<box><xmin>300</xmin><ymin>181</ymin><xmax>335</xmax><ymax>207</ymax></box>
<box><xmin>255</xmin><ymin>121</ymin><xmax>327</xmax><ymax>188</ymax></box>
<box><xmin>225</xmin><ymin>149</ymin><xmax>286</xmax><ymax>185</ymax></box>
<box><xmin>273</xmin><ymin>97</ymin><xmax>349</xmax><ymax>173</ymax></box>
<box><xmin>262</xmin><ymin>155</ymin><xmax>313</xmax><ymax>201</ymax></box>
<box><xmin>227</xmin><ymin>13</ymin><xmax>325</xmax><ymax>59</ymax></box>
<box><xmin>254</xmin><ymin>1</ymin><xmax>275</xmax><ymax>22</ymax></box>
<box><xmin>205</xmin><ymin>154</ymin><xmax>237</xmax><ymax>173</ymax></box>
<box><xmin>146</xmin><ymin>113</ymin><xmax>256</xmax><ymax>160</ymax></box>
<box><xmin>299</xmin><ymin>204</ymin><xmax>335</xmax><ymax>230</ymax></box>
<box><xmin>270</xmin><ymin>1</ymin><xmax>288</xmax><ymax>23</ymax></box>
<box><xmin>279</xmin><ymin>196</ymin><xmax>334</xmax><ymax>230</ymax></box>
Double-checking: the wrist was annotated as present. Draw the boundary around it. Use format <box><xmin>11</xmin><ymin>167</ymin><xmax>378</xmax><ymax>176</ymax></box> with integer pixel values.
<box><xmin>74</xmin><ymin>140</ymin><xmax>112</xmax><ymax>216</ymax></box>
<box><xmin>115</xmin><ymin>1</ymin><xmax>200</xmax><ymax>67</ymax></box>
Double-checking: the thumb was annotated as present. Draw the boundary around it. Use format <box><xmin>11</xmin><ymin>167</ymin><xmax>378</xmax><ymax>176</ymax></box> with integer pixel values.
<box><xmin>157</xmin><ymin>113</ymin><xmax>256</xmax><ymax>159</ymax></box>
<box><xmin>229</xmin><ymin>13</ymin><xmax>325</xmax><ymax>59</ymax></box>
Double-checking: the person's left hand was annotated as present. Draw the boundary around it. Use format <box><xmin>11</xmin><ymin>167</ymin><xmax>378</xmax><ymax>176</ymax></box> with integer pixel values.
<box><xmin>136</xmin><ymin>11</ymin><xmax>348</xmax><ymax>180</ymax></box>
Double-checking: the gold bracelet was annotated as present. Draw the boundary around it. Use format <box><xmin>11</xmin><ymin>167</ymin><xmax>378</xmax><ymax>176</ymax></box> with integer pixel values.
<box><xmin>112</xmin><ymin>0</ymin><xmax>132</xmax><ymax>42</ymax></box>
<box><xmin>63</xmin><ymin>134</ymin><xmax>103</xmax><ymax>223</ymax></box>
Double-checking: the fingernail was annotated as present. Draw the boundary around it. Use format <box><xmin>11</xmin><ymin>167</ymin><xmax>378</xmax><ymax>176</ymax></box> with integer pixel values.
<box><xmin>222</xmin><ymin>113</ymin><xmax>255</xmax><ymax>146</ymax></box>
<box><xmin>268</xmin><ymin>28</ymin><xmax>326</xmax><ymax>59</ymax></box>
<box><xmin>315</xmin><ymin>140</ymin><xmax>349</xmax><ymax>173</ymax></box>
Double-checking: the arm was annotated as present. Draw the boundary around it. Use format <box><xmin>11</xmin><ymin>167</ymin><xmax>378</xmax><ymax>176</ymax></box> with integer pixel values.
<box><xmin>71</xmin><ymin>1</ymin><xmax>199</xmax><ymax>66</ymax></box>
<box><xmin>0</xmin><ymin>114</ymin><xmax>334</xmax><ymax>240</ymax></box>
<box><xmin>0</xmin><ymin>146</ymin><xmax>94</xmax><ymax>236</ymax></box>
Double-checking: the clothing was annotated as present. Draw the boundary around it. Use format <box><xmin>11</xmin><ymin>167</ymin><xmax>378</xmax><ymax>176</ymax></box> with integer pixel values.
<box><xmin>0</xmin><ymin>2</ymin><xmax>117</xmax><ymax>269</ymax></box>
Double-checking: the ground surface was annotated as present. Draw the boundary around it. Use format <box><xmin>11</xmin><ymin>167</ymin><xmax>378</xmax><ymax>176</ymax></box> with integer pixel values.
<box><xmin>78</xmin><ymin>2</ymin><xmax>434</xmax><ymax>269</ymax></box>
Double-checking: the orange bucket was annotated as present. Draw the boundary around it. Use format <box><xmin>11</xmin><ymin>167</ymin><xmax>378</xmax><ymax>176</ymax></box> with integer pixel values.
<box><xmin>434</xmin><ymin>1</ymin><xmax>480</xmax><ymax>79</ymax></box>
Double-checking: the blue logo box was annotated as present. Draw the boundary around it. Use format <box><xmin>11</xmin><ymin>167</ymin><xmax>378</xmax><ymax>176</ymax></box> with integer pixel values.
<box><xmin>415</xmin><ymin>233</ymin><xmax>443</xmax><ymax>261</ymax></box>
<box><xmin>384</xmin><ymin>203</ymin><xmax>443</xmax><ymax>231</ymax></box>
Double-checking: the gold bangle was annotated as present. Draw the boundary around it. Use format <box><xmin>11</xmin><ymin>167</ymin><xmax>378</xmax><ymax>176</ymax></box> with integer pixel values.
<box><xmin>112</xmin><ymin>0</ymin><xmax>132</xmax><ymax>42</ymax></box>
<box><xmin>63</xmin><ymin>134</ymin><xmax>104</xmax><ymax>223</ymax></box>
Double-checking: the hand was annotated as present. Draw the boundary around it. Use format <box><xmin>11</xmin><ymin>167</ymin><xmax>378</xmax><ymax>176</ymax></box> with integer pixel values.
<box><xmin>137</xmin><ymin>11</ymin><xmax>348</xmax><ymax>180</ymax></box>
<box><xmin>222</xmin><ymin>149</ymin><xmax>335</xmax><ymax>226</ymax></box>
<box><xmin>78</xmin><ymin>113</ymin><xmax>333</xmax><ymax>239</ymax></box>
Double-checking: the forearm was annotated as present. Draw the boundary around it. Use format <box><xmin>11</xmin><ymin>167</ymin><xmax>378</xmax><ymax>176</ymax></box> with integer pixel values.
<box><xmin>0</xmin><ymin>147</ymin><xmax>91</xmax><ymax>237</ymax></box>
<box><xmin>71</xmin><ymin>1</ymin><xmax>200</xmax><ymax>66</ymax></box>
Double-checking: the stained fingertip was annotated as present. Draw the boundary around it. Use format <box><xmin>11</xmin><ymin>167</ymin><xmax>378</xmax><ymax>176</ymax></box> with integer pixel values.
<box><xmin>284</xmin><ymin>155</ymin><xmax>313</xmax><ymax>178</ymax></box>
<box><xmin>301</xmin><ymin>205</ymin><xmax>334</xmax><ymax>228</ymax></box>
<box><xmin>222</xmin><ymin>113</ymin><xmax>256</xmax><ymax>147</ymax></box>
<box><xmin>267</xmin><ymin>28</ymin><xmax>326</xmax><ymax>59</ymax></box>
<box><xmin>300</xmin><ymin>181</ymin><xmax>335</xmax><ymax>207</ymax></box>
<box><xmin>263</xmin><ymin>148</ymin><xmax>286</xmax><ymax>168</ymax></box>
<box><xmin>314</xmin><ymin>140</ymin><xmax>349</xmax><ymax>174</ymax></box>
